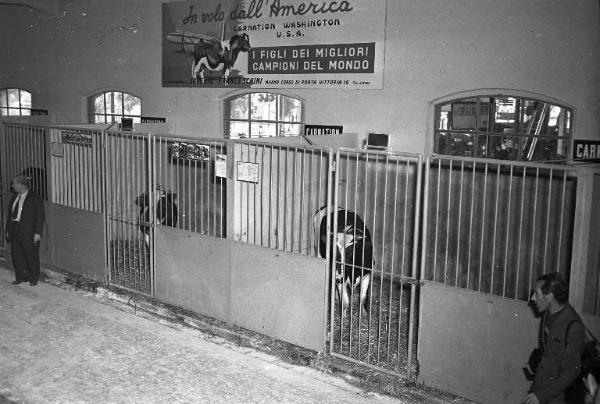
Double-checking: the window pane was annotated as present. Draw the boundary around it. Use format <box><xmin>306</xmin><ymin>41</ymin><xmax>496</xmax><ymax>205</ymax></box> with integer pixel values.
<box><xmin>435</xmin><ymin>95</ymin><xmax>572</xmax><ymax>162</ymax></box>
<box><xmin>94</xmin><ymin>94</ymin><xmax>105</xmax><ymax>114</ymax></box>
<box><xmin>0</xmin><ymin>93</ymin><xmax>6</xmax><ymax>108</ymax></box>
<box><xmin>0</xmin><ymin>107</ymin><xmax>6</xmax><ymax>116</ymax></box>
<box><xmin>90</xmin><ymin>91</ymin><xmax>141</xmax><ymax>124</ymax></box>
<box><xmin>7</xmin><ymin>89</ymin><xmax>20</xmax><ymax>107</ymax></box>
<box><xmin>105</xmin><ymin>93</ymin><xmax>113</xmax><ymax>114</ymax></box>
<box><xmin>230</xmin><ymin>95</ymin><xmax>249</xmax><ymax>119</ymax></box>
<box><xmin>251</xmin><ymin>122</ymin><xmax>276</xmax><ymax>137</ymax></box>
<box><xmin>20</xmin><ymin>91</ymin><xmax>31</xmax><ymax>109</ymax></box>
<box><xmin>229</xmin><ymin>121</ymin><xmax>249</xmax><ymax>139</ymax></box>
<box><xmin>279</xmin><ymin>96</ymin><xmax>301</xmax><ymax>122</ymax></box>
<box><xmin>8</xmin><ymin>108</ymin><xmax>20</xmax><ymax>116</ymax></box>
<box><xmin>123</xmin><ymin>93</ymin><xmax>140</xmax><ymax>115</ymax></box>
<box><xmin>279</xmin><ymin>123</ymin><xmax>301</xmax><ymax>136</ymax></box>
<box><xmin>251</xmin><ymin>92</ymin><xmax>276</xmax><ymax>121</ymax></box>
<box><xmin>21</xmin><ymin>108</ymin><xmax>31</xmax><ymax>116</ymax></box>
<box><xmin>113</xmin><ymin>92</ymin><xmax>123</xmax><ymax>115</ymax></box>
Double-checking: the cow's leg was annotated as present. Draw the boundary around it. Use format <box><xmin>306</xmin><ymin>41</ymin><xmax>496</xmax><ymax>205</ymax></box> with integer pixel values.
<box><xmin>191</xmin><ymin>60</ymin><xmax>197</xmax><ymax>83</ymax></box>
<box><xmin>358</xmin><ymin>273</ymin><xmax>371</xmax><ymax>313</ymax></box>
<box><xmin>340</xmin><ymin>278</ymin><xmax>351</xmax><ymax>316</ymax></box>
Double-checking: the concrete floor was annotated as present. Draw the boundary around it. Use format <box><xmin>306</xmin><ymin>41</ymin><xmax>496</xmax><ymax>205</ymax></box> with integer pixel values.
<box><xmin>0</xmin><ymin>263</ymin><xmax>401</xmax><ymax>404</ymax></box>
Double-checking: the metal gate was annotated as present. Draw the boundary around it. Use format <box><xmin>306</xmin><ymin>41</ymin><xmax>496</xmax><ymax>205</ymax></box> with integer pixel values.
<box><xmin>327</xmin><ymin>148</ymin><xmax>423</xmax><ymax>377</ymax></box>
<box><xmin>0</xmin><ymin>123</ymin><xmax>48</xmax><ymax>250</ymax></box>
<box><xmin>420</xmin><ymin>155</ymin><xmax>577</xmax><ymax>300</ymax></box>
<box><xmin>105</xmin><ymin>131</ymin><xmax>154</xmax><ymax>295</ymax></box>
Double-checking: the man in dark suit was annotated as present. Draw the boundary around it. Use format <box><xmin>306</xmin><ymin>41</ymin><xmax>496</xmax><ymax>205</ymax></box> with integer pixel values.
<box><xmin>4</xmin><ymin>174</ymin><xmax>45</xmax><ymax>286</ymax></box>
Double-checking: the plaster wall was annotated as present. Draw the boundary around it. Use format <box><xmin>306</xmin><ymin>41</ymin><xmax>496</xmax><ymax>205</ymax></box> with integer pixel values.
<box><xmin>0</xmin><ymin>0</ymin><xmax>598</xmax><ymax>151</ymax></box>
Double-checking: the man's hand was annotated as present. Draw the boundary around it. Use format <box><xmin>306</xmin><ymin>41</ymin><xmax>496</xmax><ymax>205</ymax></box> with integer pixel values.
<box><xmin>521</xmin><ymin>393</ymin><xmax>540</xmax><ymax>404</ymax></box>
<box><xmin>584</xmin><ymin>373</ymin><xmax>598</xmax><ymax>403</ymax></box>
<box><xmin>33</xmin><ymin>234</ymin><xmax>41</xmax><ymax>244</ymax></box>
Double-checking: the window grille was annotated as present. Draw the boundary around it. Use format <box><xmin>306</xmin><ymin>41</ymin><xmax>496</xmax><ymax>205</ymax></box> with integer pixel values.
<box><xmin>225</xmin><ymin>92</ymin><xmax>303</xmax><ymax>139</ymax></box>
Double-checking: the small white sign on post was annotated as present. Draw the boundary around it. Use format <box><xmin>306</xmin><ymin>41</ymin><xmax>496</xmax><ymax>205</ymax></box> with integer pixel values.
<box><xmin>236</xmin><ymin>161</ymin><xmax>259</xmax><ymax>183</ymax></box>
<box><xmin>215</xmin><ymin>154</ymin><xmax>227</xmax><ymax>178</ymax></box>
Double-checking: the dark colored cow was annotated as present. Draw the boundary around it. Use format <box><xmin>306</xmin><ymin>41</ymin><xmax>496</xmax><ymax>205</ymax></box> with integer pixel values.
<box><xmin>314</xmin><ymin>206</ymin><xmax>373</xmax><ymax>314</ymax></box>
<box><xmin>135</xmin><ymin>189</ymin><xmax>178</xmax><ymax>245</ymax></box>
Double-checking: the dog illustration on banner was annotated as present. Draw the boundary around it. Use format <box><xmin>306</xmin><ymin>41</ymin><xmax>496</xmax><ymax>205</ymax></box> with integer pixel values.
<box><xmin>314</xmin><ymin>206</ymin><xmax>373</xmax><ymax>316</ymax></box>
<box><xmin>166</xmin><ymin>23</ymin><xmax>251</xmax><ymax>83</ymax></box>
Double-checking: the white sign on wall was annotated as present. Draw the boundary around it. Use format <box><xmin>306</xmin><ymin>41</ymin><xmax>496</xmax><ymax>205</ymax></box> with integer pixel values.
<box><xmin>236</xmin><ymin>161</ymin><xmax>260</xmax><ymax>183</ymax></box>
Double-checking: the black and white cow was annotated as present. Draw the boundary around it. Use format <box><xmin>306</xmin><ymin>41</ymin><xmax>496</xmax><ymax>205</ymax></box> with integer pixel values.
<box><xmin>135</xmin><ymin>188</ymin><xmax>178</xmax><ymax>246</ymax></box>
<box><xmin>314</xmin><ymin>206</ymin><xmax>373</xmax><ymax>315</ymax></box>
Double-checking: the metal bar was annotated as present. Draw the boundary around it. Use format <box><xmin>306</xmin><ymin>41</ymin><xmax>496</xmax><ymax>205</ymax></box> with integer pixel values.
<box><xmin>407</xmin><ymin>155</ymin><xmax>423</xmax><ymax>374</ymax></box>
<box><xmin>268</xmin><ymin>145</ymin><xmax>273</xmax><ymax>248</ymax></box>
<box><xmin>275</xmin><ymin>146</ymin><xmax>280</xmax><ymax>249</ymax></box>
<box><xmin>515</xmin><ymin>167</ymin><xmax>527</xmax><ymax>298</ymax></box>
<box><xmin>490</xmin><ymin>163</ymin><xmax>501</xmax><ymax>294</ymax></box>
<box><xmin>455</xmin><ymin>161</ymin><xmax>464</xmax><ymax>287</ymax></box>
<box><xmin>543</xmin><ymin>169</ymin><xmax>553</xmax><ymax>271</ymax></box>
<box><xmin>419</xmin><ymin>157</ymin><xmax>431</xmax><ymax>282</ymax></box>
<box><xmin>329</xmin><ymin>149</ymin><xmax>340</xmax><ymax>355</ymax></box>
<box><xmin>299</xmin><ymin>148</ymin><xmax>305</xmax><ymax>254</ymax></box>
<box><xmin>528</xmin><ymin>168</ymin><xmax>540</xmax><ymax>294</ymax></box>
<box><xmin>245</xmin><ymin>144</ymin><xmax>250</xmax><ymax>244</ymax></box>
<box><xmin>503</xmin><ymin>165</ymin><xmax>514</xmax><ymax>297</ymax></box>
<box><xmin>322</xmin><ymin>147</ymin><xmax>333</xmax><ymax>349</ymax></box>
<box><xmin>433</xmin><ymin>159</ymin><xmax>441</xmax><ymax>282</ymax></box>
<box><xmin>253</xmin><ymin>144</ymin><xmax>259</xmax><ymax>245</ymax></box>
<box><xmin>556</xmin><ymin>171</ymin><xmax>567</xmax><ymax>272</ymax></box>
<box><xmin>150</xmin><ymin>133</ymin><xmax>156</xmax><ymax>297</ymax></box>
<box><xmin>386</xmin><ymin>157</ymin><xmax>400</xmax><ymax>362</ymax></box>
<box><xmin>351</xmin><ymin>152</ymin><xmax>361</xmax><ymax>357</ymax></box>
<box><xmin>478</xmin><ymin>162</ymin><xmax>489</xmax><ymax>293</ymax></box>
<box><xmin>377</xmin><ymin>153</ymin><xmax>389</xmax><ymax>365</ymax></box>
<box><xmin>343</xmin><ymin>152</ymin><xmax>351</xmax><ymax>355</ymax></box>
<box><xmin>444</xmin><ymin>160</ymin><xmax>452</xmax><ymax>284</ymax></box>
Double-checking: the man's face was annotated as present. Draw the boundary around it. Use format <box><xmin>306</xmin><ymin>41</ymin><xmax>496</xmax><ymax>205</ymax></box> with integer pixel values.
<box><xmin>531</xmin><ymin>281</ymin><xmax>552</xmax><ymax>313</ymax></box>
<box><xmin>12</xmin><ymin>181</ymin><xmax>26</xmax><ymax>194</ymax></box>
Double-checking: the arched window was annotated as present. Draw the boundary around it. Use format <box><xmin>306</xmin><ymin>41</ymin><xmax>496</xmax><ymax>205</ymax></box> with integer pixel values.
<box><xmin>225</xmin><ymin>92</ymin><xmax>303</xmax><ymax>139</ymax></box>
<box><xmin>88</xmin><ymin>91</ymin><xmax>141</xmax><ymax>123</ymax></box>
<box><xmin>0</xmin><ymin>88</ymin><xmax>32</xmax><ymax>116</ymax></box>
<box><xmin>434</xmin><ymin>95</ymin><xmax>572</xmax><ymax>163</ymax></box>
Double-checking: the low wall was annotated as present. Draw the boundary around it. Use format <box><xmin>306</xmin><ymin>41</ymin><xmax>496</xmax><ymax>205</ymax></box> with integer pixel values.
<box><xmin>155</xmin><ymin>227</ymin><xmax>232</xmax><ymax>323</ymax></box>
<box><xmin>46</xmin><ymin>204</ymin><xmax>106</xmax><ymax>281</ymax></box>
<box><xmin>155</xmin><ymin>226</ymin><xmax>327</xmax><ymax>352</ymax></box>
<box><xmin>418</xmin><ymin>281</ymin><xmax>538</xmax><ymax>404</ymax></box>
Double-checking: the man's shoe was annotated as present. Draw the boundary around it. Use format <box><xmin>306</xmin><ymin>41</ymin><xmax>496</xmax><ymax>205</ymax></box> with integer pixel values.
<box><xmin>11</xmin><ymin>280</ymin><xmax>24</xmax><ymax>285</ymax></box>
<box><xmin>29</xmin><ymin>281</ymin><xmax>38</xmax><ymax>286</ymax></box>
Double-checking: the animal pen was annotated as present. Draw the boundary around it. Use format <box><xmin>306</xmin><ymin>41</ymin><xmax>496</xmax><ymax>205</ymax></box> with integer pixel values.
<box><xmin>1</xmin><ymin>121</ymin><xmax>598</xmax><ymax>395</ymax></box>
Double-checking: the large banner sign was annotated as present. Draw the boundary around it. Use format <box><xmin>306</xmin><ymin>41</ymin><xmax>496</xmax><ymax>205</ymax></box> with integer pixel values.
<box><xmin>162</xmin><ymin>0</ymin><xmax>386</xmax><ymax>89</ymax></box>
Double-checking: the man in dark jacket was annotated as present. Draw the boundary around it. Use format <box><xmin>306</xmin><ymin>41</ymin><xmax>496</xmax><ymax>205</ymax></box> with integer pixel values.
<box><xmin>522</xmin><ymin>272</ymin><xmax>586</xmax><ymax>404</ymax></box>
<box><xmin>4</xmin><ymin>174</ymin><xmax>45</xmax><ymax>286</ymax></box>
